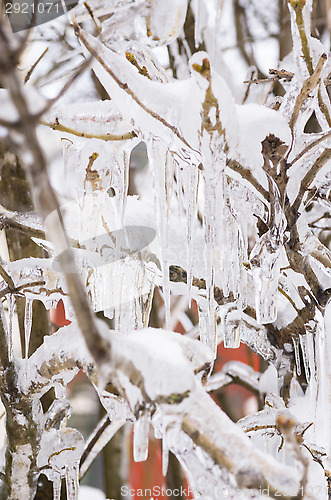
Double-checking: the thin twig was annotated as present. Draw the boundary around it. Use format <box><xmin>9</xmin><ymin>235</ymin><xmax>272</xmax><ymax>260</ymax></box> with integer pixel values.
<box><xmin>24</xmin><ymin>47</ymin><xmax>49</xmax><ymax>84</ymax></box>
<box><xmin>0</xmin><ymin>280</ymin><xmax>46</xmax><ymax>299</ymax></box>
<box><xmin>41</xmin><ymin>118</ymin><xmax>138</xmax><ymax>141</ymax></box>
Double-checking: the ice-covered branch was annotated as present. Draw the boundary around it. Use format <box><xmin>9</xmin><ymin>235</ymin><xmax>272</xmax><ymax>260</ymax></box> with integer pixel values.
<box><xmin>226</xmin><ymin>158</ymin><xmax>270</xmax><ymax>202</ymax></box>
<box><xmin>292</xmin><ymin>148</ymin><xmax>331</xmax><ymax>213</ymax></box>
<box><xmin>26</xmin><ymin>324</ymin><xmax>303</xmax><ymax>498</ymax></box>
<box><xmin>182</xmin><ymin>390</ymin><xmax>301</xmax><ymax>499</ymax></box>
<box><xmin>289</xmin><ymin>0</ymin><xmax>331</xmax><ymax>127</ymax></box>
<box><xmin>0</xmin><ymin>203</ymin><xmax>45</xmax><ymax>240</ymax></box>
<box><xmin>206</xmin><ymin>361</ymin><xmax>261</xmax><ymax>395</ymax></box>
<box><xmin>289</xmin><ymin>52</ymin><xmax>327</xmax><ymax>131</ymax></box>
<box><xmin>289</xmin><ymin>130</ymin><xmax>331</xmax><ymax>166</ymax></box>
<box><xmin>79</xmin><ymin>416</ymin><xmax>125</xmax><ymax>479</ymax></box>
<box><xmin>41</xmin><ymin>118</ymin><xmax>138</xmax><ymax>141</ymax></box>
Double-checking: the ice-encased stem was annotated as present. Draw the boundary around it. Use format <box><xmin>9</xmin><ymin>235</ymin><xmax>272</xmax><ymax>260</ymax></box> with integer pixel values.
<box><xmin>65</xmin><ymin>461</ymin><xmax>80</xmax><ymax>500</ymax></box>
<box><xmin>133</xmin><ymin>411</ymin><xmax>150</xmax><ymax>462</ymax></box>
<box><xmin>24</xmin><ymin>297</ymin><xmax>33</xmax><ymax>359</ymax></box>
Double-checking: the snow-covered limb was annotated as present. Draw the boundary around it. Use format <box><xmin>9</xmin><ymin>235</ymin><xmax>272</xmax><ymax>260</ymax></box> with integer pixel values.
<box><xmin>182</xmin><ymin>390</ymin><xmax>301</xmax><ymax>499</ymax></box>
<box><xmin>41</xmin><ymin>100</ymin><xmax>138</xmax><ymax>142</ymax></box>
<box><xmin>24</xmin><ymin>325</ymin><xmax>305</xmax><ymax>498</ymax></box>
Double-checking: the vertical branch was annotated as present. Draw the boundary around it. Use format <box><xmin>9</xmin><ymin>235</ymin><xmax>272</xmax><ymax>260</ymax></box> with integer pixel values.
<box><xmin>290</xmin><ymin>0</ymin><xmax>313</xmax><ymax>74</ymax></box>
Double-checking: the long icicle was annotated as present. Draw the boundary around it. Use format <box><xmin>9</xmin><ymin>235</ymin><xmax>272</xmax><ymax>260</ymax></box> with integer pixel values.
<box><xmin>24</xmin><ymin>297</ymin><xmax>33</xmax><ymax>359</ymax></box>
<box><xmin>6</xmin><ymin>294</ymin><xmax>14</xmax><ymax>362</ymax></box>
<box><xmin>65</xmin><ymin>462</ymin><xmax>80</xmax><ymax>500</ymax></box>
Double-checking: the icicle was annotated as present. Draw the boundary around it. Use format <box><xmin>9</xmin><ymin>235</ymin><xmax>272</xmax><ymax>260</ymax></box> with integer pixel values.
<box><xmin>238</xmin><ymin>216</ymin><xmax>248</xmax><ymax>311</ymax></box>
<box><xmin>292</xmin><ymin>337</ymin><xmax>301</xmax><ymax>376</ymax></box>
<box><xmin>135</xmin><ymin>271</ymin><xmax>155</xmax><ymax>330</ymax></box>
<box><xmin>220</xmin><ymin>304</ymin><xmax>241</xmax><ymax>349</ymax></box>
<box><xmin>65</xmin><ymin>461</ymin><xmax>80</xmax><ymax>500</ymax></box>
<box><xmin>162</xmin><ymin>434</ymin><xmax>169</xmax><ymax>477</ymax></box>
<box><xmin>133</xmin><ymin>410</ymin><xmax>150</xmax><ymax>462</ymax></box>
<box><xmin>250</xmin><ymin>178</ymin><xmax>285</xmax><ymax>324</ymax></box>
<box><xmin>186</xmin><ymin>166</ymin><xmax>199</xmax><ymax>303</ymax></box>
<box><xmin>198</xmin><ymin>305</ymin><xmax>208</xmax><ymax>346</ymax></box>
<box><xmin>219</xmin><ymin>177</ymin><xmax>230</xmax><ymax>299</ymax></box>
<box><xmin>250</xmin><ymin>242</ymin><xmax>281</xmax><ymax>324</ymax></box>
<box><xmin>51</xmin><ymin>468</ymin><xmax>62</xmax><ymax>500</ymax></box>
<box><xmin>230</xmin><ymin>224</ymin><xmax>239</xmax><ymax>300</ymax></box>
<box><xmin>111</xmin><ymin>144</ymin><xmax>131</xmax><ymax>224</ymax></box>
<box><xmin>201</xmin><ymin>174</ymin><xmax>220</xmax><ymax>356</ymax></box>
<box><xmin>147</xmin><ymin>139</ymin><xmax>173</xmax><ymax>329</ymax></box>
<box><xmin>62</xmin><ymin>138</ymin><xmax>73</xmax><ymax>180</ymax></box>
<box><xmin>299</xmin><ymin>335</ymin><xmax>310</xmax><ymax>382</ymax></box>
<box><xmin>194</xmin><ymin>0</ymin><xmax>202</xmax><ymax>48</ymax></box>
<box><xmin>24</xmin><ymin>297</ymin><xmax>33</xmax><ymax>359</ymax></box>
<box><xmin>306</xmin><ymin>327</ymin><xmax>316</xmax><ymax>382</ymax></box>
<box><xmin>313</xmin><ymin>312</ymin><xmax>331</xmax><ymax>455</ymax></box>
<box><xmin>212</xmin><ymin>0</ymin><xmax>221</xmax><ymax>61</ymax></box>
<box><xmin>6</xmin><ymin>294</ymin><xmax>14</xmax><ymax>362</ymax></box>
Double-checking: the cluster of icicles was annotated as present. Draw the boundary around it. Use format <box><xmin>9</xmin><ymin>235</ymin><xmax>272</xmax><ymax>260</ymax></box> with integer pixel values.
<box><xmin>0</xmin><ymin>136</ymin><xmax>286</xmax><ymax>500</ymax></box>
<box><xmin>60</xmin><ymin>135</ymin><xmax>284</xmax><ymax>356</ymax></box>
<box><xmin>0</xmin><ymin>142</ymin><xmax>324</xmax><ymax>500</ymax></box>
